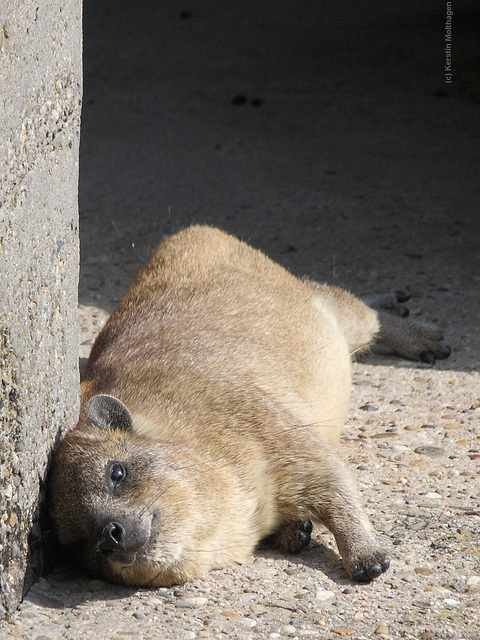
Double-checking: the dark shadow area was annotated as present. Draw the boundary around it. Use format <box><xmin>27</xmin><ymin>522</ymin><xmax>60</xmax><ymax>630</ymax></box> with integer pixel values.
<box><xmin>28</xmin><ymin>539</ymin><xmax>351</xmax><ymax>610</ymax></box>
<box><xmin>79</xmin><ymin>1</ymin><xmax>480</xmax><ymax>364</ymax></box>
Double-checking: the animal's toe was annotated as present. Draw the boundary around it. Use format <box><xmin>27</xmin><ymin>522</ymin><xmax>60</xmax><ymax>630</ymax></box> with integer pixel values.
<box><xmin>394</xmin><ymin>290</ymin><xmax>411</xmax><ymax>304</ymax></box>
<box><xmin>420</xmin><ymin>339</ymin><xmax>451</xmax><ymax>364</ymax></box>
<box><xmin>351</xmin><ymin>552</ymin><xmax>390</xmax><ymax>583</ymax></box>
<box><xmin>420</xmin><ymin>350</ymin><xmax>437</xmax><ymax>365</ymax></box>
<box><xmin>299</xmin><ymin>519</ymin><xmax>313</xmax><ymax>535</ymax></box>
<box><xmin>287</xmin><ymin>519</ymin><xmax>313</xmax><ymax>554</ymax></box>
<box><xmin>437</xmin><ymin>344</ymin><xmax>451</xmax><ymax>359</ymax></box>
<box><xmin>259</xmin><ymin>519</ymin><xmax>313</xmax><ymax>555</ymax></box>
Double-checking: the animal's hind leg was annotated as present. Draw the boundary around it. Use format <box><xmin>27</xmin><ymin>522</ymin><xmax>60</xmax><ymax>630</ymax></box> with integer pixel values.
<box><xmin>306</xmin><ymin>281</ymin><xmax>380</xmax><ymax>356</ymax></box>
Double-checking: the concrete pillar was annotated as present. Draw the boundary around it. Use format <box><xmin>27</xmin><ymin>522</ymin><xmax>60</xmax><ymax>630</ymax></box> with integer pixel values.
<box><xmin>0</xmin><ymin>0</ymin><xmax>82</xmax><ymax>614</ymax></box>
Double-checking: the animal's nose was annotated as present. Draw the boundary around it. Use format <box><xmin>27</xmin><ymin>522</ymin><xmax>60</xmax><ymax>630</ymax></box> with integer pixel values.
<box><xmin>96</xmin><ymin>522</ymin><xmax>126</xmax><ymax>555</ymax></box>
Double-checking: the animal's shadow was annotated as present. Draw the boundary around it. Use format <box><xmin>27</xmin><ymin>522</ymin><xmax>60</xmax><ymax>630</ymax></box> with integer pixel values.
<box><xmin>25</xmin><ymin>535</ymin><xmax>352</xmax><ymax>611</ymax></box>
<box><xmin>256</xmin><ymin>536</ymin><xmax>351</xmax><ymax>584</ymax></box>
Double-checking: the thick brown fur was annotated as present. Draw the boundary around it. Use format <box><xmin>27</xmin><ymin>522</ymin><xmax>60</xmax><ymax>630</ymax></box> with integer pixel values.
<box><xmin>49</xmin><ymin>225</ymin><xmax>449</xmax><ymax>586</ymax></box>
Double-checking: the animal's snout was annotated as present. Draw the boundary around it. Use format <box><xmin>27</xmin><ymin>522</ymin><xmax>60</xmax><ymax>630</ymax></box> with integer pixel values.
<box><xmin>93</xmin><ymin>516</ymin><xmax>152</xmax><ymax>567</ymax></box>
<box><xmin>96</xmin><ymin>521</ymin><xmax>126</xmax><ymax>555</ymax></box>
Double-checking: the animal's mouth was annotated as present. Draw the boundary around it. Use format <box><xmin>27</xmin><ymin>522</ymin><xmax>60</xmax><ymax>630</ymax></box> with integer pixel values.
<box><xmin>95</xmin><ymin>513</ymin><xmax>159</xmax><ymax>569</ymax></box>
<box><xmin>106</xmin><ymin>549</ymin><xmax>138</xmax><ymax>568</ymax></box>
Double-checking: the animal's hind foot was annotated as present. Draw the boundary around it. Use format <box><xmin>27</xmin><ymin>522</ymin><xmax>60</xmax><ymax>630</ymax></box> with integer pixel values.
<box><xmin>362</xmin><ymin>291</ymin><xmax>451</xmax><ymax>364</ymax></box>
<box><xmin>362</xmin><ymin>291</ymin><xmax>411</xmax><ymax>317</ymax></box>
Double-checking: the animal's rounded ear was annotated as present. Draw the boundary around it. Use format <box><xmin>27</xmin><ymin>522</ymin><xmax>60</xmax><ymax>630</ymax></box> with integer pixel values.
<box><xmin>86</xmin><ymin>395</ymin><xmax>132</xmax><ymax>431</ymax></box>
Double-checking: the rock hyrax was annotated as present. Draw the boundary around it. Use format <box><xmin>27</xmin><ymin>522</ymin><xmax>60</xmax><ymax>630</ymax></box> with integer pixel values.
<box><xmin>49</xmin><ymin>225</ymin><xmax>450</xmax><ymax>586</ymax></box>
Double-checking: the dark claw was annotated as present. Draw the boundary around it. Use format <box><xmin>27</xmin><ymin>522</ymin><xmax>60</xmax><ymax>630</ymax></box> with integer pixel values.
<box><xmin>420</xmin><ymin>350</ymin><xmax>437</xmax><ymax>365</ymax></box>
<box><xmin>439</xmin><ymin>345</ymin><xmax>451</xmax><ymax>359</ymax></box>
<box><xmin>420</xmin><ymin>344</ymin><xmax>451</xmax><ymax>364</ymax></box>
<box><xmin>299</xmin><ymin>519</ymin><xmax>313</xmax><ymax>534</ymax></box>
<box><xmin>395</xmin><ymin>305</ymin><xmax>410</xmax><ymax>318</ymax></box>
<box><xmin>394</xmin><ymin>291</ymin><xmax>411</xmax><ymax>304</ymax></box>
<box><xmin>353</xmin><ymin>563</ymin><xmax>382</xmax><ymax>582</ymax></box>
<box><xmin>352</xmin><ymin>554</ymin><xmax>390</xmax><ymax>583</ymax></box>
<box><xmin>259</xmin><ymin>519</ymin><xmax>313</xmax><ymax>555</ymax></box>
<box><xmin>289</xmin><ymin>519</ymin><xmax>313</xmax><ymax>553</ymax></box>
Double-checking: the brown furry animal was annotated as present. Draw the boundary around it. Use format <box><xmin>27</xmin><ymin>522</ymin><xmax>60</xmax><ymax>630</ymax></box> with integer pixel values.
<box><xmin>49</xmin><ymin>226</ymin><xmax>450</xmax><ymax>586</ymax></box>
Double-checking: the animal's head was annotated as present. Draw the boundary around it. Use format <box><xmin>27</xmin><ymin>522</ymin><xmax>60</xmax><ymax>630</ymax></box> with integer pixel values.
<box><xmin>48</xmin><ymin>394</ymin><xmax>213</xmax><ymax>586</ymax></box>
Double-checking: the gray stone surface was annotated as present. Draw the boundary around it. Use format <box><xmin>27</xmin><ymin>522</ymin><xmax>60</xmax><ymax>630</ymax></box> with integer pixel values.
<box><xmin>0</xmin><ymin>0</ymin><xmax>81</xmax><ymax>615</ymax></box>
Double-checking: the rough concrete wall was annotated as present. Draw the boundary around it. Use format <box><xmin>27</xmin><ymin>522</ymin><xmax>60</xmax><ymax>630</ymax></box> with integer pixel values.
<box><xmin>0</xmin><ymin>0</ymin><xmax>82</xmax><ymax>615</ymax></box>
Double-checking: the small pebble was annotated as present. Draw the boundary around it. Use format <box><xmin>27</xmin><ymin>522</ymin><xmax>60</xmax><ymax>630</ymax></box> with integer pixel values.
<box><xmin>360</xmin><ymin>404</ymin><xmax>378</xmax><ymax>412</ymax></box>
<box><xmin>182</xmin><ymin>597</ymin><xmax>208</xmax><ymax>607</ymax></box>
<box><xmin>424</xmin><ymin>492</ymin><xmax>442</xmax><ymax>500</ymax></box>
<box><xmin>406</xmin><ymin>520</ymin><xmax>429</xmax><ymax>531</ymax></box>
<box><xmin>443</xmin><ymin>598</ymin><xmax>460</xmax><ymax>607</ymax></box>
<box><xmin>282</xmin><ymin>624</ymin><xmax>296</xmax><ymax>636</ymax></box>
<box><xmin>374</xmin><ymin>621</ymin><xmax>389</xmax><ymax>635</ymax></box>
<box><xmin>414</xmin><ymin>567</ymin><xmax>434</xmax><ymax>575</ymax></box>
<box><xmin>240</xmin><ymin>618</ymin><xmax>257</xmax><ymax>628</ymax></box>
<box><xmin>414</xmin><ymin>446</ymin><xmax>445</xmax><ymax>457</ymax></box>
<box><xmin>409</xmin><ymin>459</ymin><xmax>427</xmax><ymax>468</ymax></box>
<box><xmin>133</xmin><ymin>611</ymin><xmax>147</xmax><ymax>620</ymax></box>
<box><xmin>19</xmin><ymin>610</ymin><xmax>39</xmax><ymax>619</ymax></box>
<box><xmin>371</xmin><ymin>432</ymin><xmax>397</xmax><ymax>439</ymax></box>
<box><xmin>315</xmin><ymin>589</ymin><xmax>335</xmax><ymax>601</ymax></box>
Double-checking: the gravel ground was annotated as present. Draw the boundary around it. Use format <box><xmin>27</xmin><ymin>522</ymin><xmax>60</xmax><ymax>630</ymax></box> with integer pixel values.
<box><xmin>2</xmin><ymin>1</ymin><xmax>480</xmax><ymax>638</ymax></box>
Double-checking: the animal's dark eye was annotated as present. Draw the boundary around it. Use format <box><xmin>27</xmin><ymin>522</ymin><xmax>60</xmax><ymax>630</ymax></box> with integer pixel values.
<box><xmin>109</xmin><ymin>462</ymin><xmax>127</xmax><ymax>487</ymax></box>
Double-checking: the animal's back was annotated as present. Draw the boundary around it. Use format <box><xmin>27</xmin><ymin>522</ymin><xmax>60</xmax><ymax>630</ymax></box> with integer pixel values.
<box><xmin>82</xmin><ymin>226</ymin><xmax>351</xmax><ymax>446</ymax></box>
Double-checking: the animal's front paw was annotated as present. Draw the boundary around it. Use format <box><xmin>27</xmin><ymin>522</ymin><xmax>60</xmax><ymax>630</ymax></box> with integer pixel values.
<box><xmin>260</xmin><ymin>519</ymin><xmax>313</xmax><ymax>555</ymax></box>
<box><xmin>284</xmin><ymin>519</ymin><xmax>313</xmax><ymax>554</ymax></box>
<box><xmin>349</xmin><ymin>550</ymin><xmax>391</xmax><ymax>583</ymax></box>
